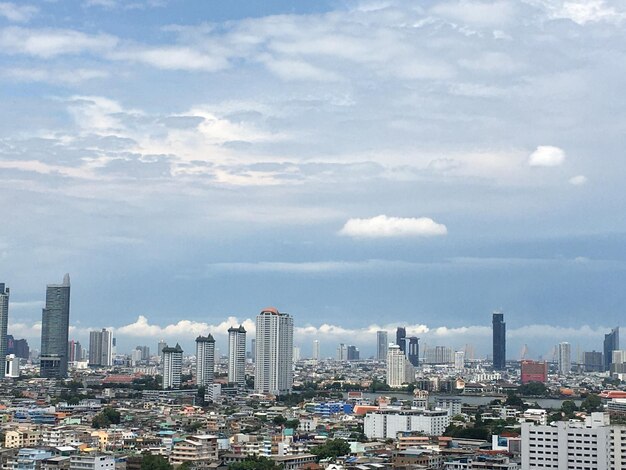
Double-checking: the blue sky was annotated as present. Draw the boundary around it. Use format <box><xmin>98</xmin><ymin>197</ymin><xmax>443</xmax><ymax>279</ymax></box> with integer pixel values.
<box><xmin>1</xmin><ymin>0</ymin><xmax>625</xmax><ymax>358</ymax></box>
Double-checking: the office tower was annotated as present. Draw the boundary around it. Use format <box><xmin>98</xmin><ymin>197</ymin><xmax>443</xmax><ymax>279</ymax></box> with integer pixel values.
<box><xmin>162</xmin><ymin>343</ymin><xmax>183</xmax><ymax>389</ymax></box>
<box><xmin>376</xmin><ymin>331</ymin><xmax>388</xmax><ymax>361</ymax></box>
<box><xmin>386</xmin><ymin>344</ymin><xmax>407</xmax><ymax>387</ymax></box>
<box><xmin>88</xmin><ymin>329</ymin><xmax>113</xmax><ymax>367</ymax></box>
<box><xmin>454</xmin><ymin>351</ymin><xmax>465</xmax><ymax>371</ymax></box>
<box><xmin>195</xmin><ymin>334</ymin><xmax>215</xmax><ymax>387</ymax></box>
<box><xmin>0</xmin><ymin>284</ymin><xmax>8</xmax><ymax>362</ymax></box>
<box><xmin>157</xmin><ymin>339</ymin><xmax>167</xmax><ymax>357</ymax></box>
<box><xmin>131</xmin><ymin>348</ymin><xmax>142</xmax><ymax>365</ymax></box>
<box><xmin>604</xmin><ymin>327</ymin><xmax>620</xmax><ymax>372</ymax></box>
<box><xmin>254</xmin><ymin>307</ymin><xmax>294</xmax><ymax>395</ymax></box>
<box><xmin>250</xmin><ymin>339</ymin><xmax>256</xmax><ymax>363</ymax></box>
<box><xmin>521</xmin><ymin>360</ymin><xmax>548</xmax><ymax>383</ymax></box>
<box><xmin>312</xmin><ymin>339</ymin><xmax>320</xmax><ymax>361</ymax></box>
<box><xmin>407</xmin><ymin>337</ymin><xmax>419</xmax><ymax>366</ymax></box>
<box><xmin>5</xmin><ymin>354</ymin><xmax>19</xmax><ymax>378</ymax></box>
<box><xmin>396</xmin><ymin>327</ymin><xmax>407</xmax><ymax>353</ymax></box>
<box><xmin>40</xmin><ymin>274</ymin><xmax>71</xmax><ymax>378</ymax></box>
<box><xmin>228</xmin><ymin>325</ymin><xmax>246</xmax><ymax>386</ymax></box>
<box><xmin>136</xmin><ymin>345</ymin><xmax>150</xmax><ymax>361</ymax></box>
<box><xmin>336</xmin><ymin>343</ymin><xmax>348</xmax><ymax>361</ymax></box>
<box><xmin>558</xmin><ymin>342</ymin><xmax>571</xmax><ymax>375</ymax></box>
<box><xmin>583</xmin><ymin>351</ymin><xmax>604</xmax><ymax>372</ymax></box>
<box><xmin>347</xmin><ymin>345</ymin><xmax>360</xmax><ymax>361</ymax></box>
<box><xmin>492</xmin><ymin>311</ymin><xmax>506</xmax><ymax>370</ymax></box>
<box><xmin>13</xmin><ymin>339</ymin><xmax>29</xmax><ymax>360</ymax></box>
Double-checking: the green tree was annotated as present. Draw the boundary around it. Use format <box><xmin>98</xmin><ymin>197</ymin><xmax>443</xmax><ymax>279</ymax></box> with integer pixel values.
<box><xmin>228</xmin><ymin>456</ymin><xmax>283</xmax><ymax>470</ymax></box>
<box><xmin>561</xmin><ymin>400</ymin><xmax>578</xmax><ymax>417</ymax></box>
<box><xmin>141</xmin><ymin>453</ymin><xmax>173</xmax><ymax>470</ymax></box>
<box><xmin>518</xmin><ymin>382</ymin><xmax>548</xmax><ymax>396</ymax></box>
<box><xmin>285</xmin><ymin>419</ymin><xmax>299</xmax><ymax>429</ymax></box>
<box><xmin>580</xmin><ymin>394</ymin><xmax>602</xmax><ymax>413</ymax></box>
<box><xmin>92</xmin><ymin>407</ymin><xmax>121</xmax><ymax>429</ymax></box>
<box><xmin>272</xmin><ymin>415</ymin><xmax>287</xmax><ymax>426</ymax></box>
<box><xmin>311</xmin><ymin>439</ymin><xmax>351</xmax><ymax>461</ymax></box>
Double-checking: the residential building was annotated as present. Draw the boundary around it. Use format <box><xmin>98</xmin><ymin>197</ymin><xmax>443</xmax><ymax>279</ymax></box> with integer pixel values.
<box><xmin>558</xmin><ymin>342</ymin><xmax>571</xmax><ymax>375</ymax></box>
<box><xmin>454</xmin><ymin>351</ymin><xmax>465</xmax><ymax>371</ymax></box>
<box><xmin>254</xmin><ymin>307</ymin><xmax>294</xmax><ymax>395</ymax></box>
<box><xmin>228</xmin><ymin>325</ymin><xmax>246</xmax><ymax>386</ymax></box>
<box><xmin>407</xmin><ymin>336</ymin><xmax>419</xmax><ymax>366</ymax></box>
<box><xmin>312</xmin><ymin>339</ymin><xmax>320</xmax><ymax>361</ymax></box>
<box><xmin>88</xmin><ymin>329</ymin><xmax>112</xmax><ymax>367</ymax></box>
<box><xmin>67</xmin><ymin>341</ymin><xmax>82</xmax><ymax>363</ymax></box>
<box><xmin>5</xmin><ymin>354</ymin><xmax>19</xmax><ymax>377</ymax></box>
<box><xmin>387</xmin><ymin>344</ymin><xmax>407</xmax><ymax>387</ymax></box>
<box><xmin>492</xmin><ymin>311</ymin><xmax>506</xmax><ymax>370</ymax></box>
<box><xmin>364</xmin><ymin>409</ymin><xmax>450</xmax><ymax>438</ymax></box>
<box><xmin>521</xmin><ymin>360</ymin><xmax>548</xmax><ymax>384</ymax></box>
<box><xmin>396</xmin><ymin>327</ymin><xmax>407</xmax><ymax>353</ymax></box>
<box><xmin>16</xmin><ymin>448</ymin><xmax>53</xmax><ymax>470</ymax></box>
<box><xmin>40</xmin><ymin>274</ymin><xmax>71</xmax><ymax>378</ymax></box>
<box><xmin>68</xmin><ymin>455</ymin><xmax>114</xmax><ymax>470</ymax></box>
<box><xmin>336</xmin><ymin>343</ymin><xmax>347</xmax><ymax>362</ymax></box>
<box><xmin>162</xmin><ymin>343</ymin><xmax>183</xmax><ymax>389</ymax></box>
<box><xmin>376</xmin><ymin>331</ymin><xmax>388</xmax><ymax>361</ymax></box>
<box><xmin>347</xmin><ymin>345</ymin><xmax>359</xmax><ymax>361</ymax></box>
<box><xmin>583</xmin><ymin>350</ymin><xmax>604</xmax><ymax>372</ymax></box>
<box><xmin>169</xmin><ymin>435</ymin><xmax>218</xmax><ymax>467</ymax></box>
<box><xmin>604</xmin><ymin>327</ymin><xmax>620</xmax><ymax>372</ymax></box>
<box><xmin>195</xmin><ymin>334</ymin><xmax>215</xmax><ymax>389</ymax></box>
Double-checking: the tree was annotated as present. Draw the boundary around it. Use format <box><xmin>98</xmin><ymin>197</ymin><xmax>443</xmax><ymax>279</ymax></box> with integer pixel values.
<box><xmin>228</xmin><ymin>456</ymin><xmax>283</xmax><ymax>470</ymax></box>
<box><xmin>518</xmin><ymin>382</ymin><xmax>548</xmax><ymax>396</ymax></box>
<box><xmin>141</xmin><ymin>454</ymin><xmax>172</xmax><ymax>470</ymax></box>
<box><xmin>580</xmin><ymin>394</ymin><xmax>602</xmax><ymax>413</ymax></box>
<box><xmin>285</xmin><ymin>419</ymin><xmax>299</xmax><ymax>429</ymax></box>
<box><xmin>561</xmin><ymin>400</ymin><xmax>578</xmax><ymax>417</ymax></box>
<box><xmin>92</xmin><ymin>407</ymin><xmax>121</xmax><ymax>428</ymax></box>
<box><xmin>311</xmin><ymin>439</ymin><xmax>351</xmax><ymax>461</ymax></box>
<box><xmin>272</xmin><ymin>415</ymin><xmax>287</xmax><ymax>426</ymax></box>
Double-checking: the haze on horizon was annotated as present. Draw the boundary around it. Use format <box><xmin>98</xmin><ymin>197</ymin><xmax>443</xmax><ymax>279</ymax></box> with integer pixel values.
<box><xmin>1</xmin><ymin>0</ymin><xmax>625</xmax><ymax>357</ymax></box>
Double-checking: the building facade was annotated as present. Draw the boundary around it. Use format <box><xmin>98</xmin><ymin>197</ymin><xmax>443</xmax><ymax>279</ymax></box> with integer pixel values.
<box><xmin>492</xmin><ymin>311</ymin><xmax>506</xmax><ymax>370</ymax></box>
<box><xmin>88</xmin><ymin>329</ymin><xmax>112</xmax><ymax>367</ymax></box>
<box><xmin>376</xmin><ymin>330</ymin><xmax>388</xmax><ymax>361</ymax></box>
<box><xmin>387</xmin><ymin>344</ymin><xmax>407</xmax><ymax>387</ymax></box>
<box><xmin>407</xmin><ymin>337</ymin><xmax>419</xmax><ymax>366</ymax></box>
<box><xmin>254</xmin><ymin>307</ymin><xmax>294</xmax><ymax>395</ymax></box>
<box><xmin>228</xmin><ymin>325</ymin><xmax>246</xmax><ymax>386</ymax></box>
<box><xmin>605</xmin><ymin>327</ymin><xmax>620</xmax><ymax>372</ymax></box>
<box><xmin>0</xmin><ymin>284</ymin><xmax>9</xmax><ymax>363</ymax></box>
<box><xmin>364</xmin><ymin>409</ymin><xmax>450</xmax><ymax>438</ymax></box>
<box><xmin>162</xmin><ymin>344</ymin><xmax>183</xmax><ymax>389</ymax></box>
<box><xmin>40</xmin><ymin>274</ymin><xmax>71</xmax><ymax>378</ymax></box>
<box><xmin>521</xmin><ymin>360</ymin><xmax>548</xmax><ymax>384</ymax></box>
<box><xmin>396</xmin><ymin>327</ymin><xmax>407</xmax><ymax>354</ymax></box>
<box><xmin>558</xmin><ymin>342</ymin><xmax>571</xmax><ymax>375</ymax></box>
<box><xmin>195</xmin><ymin>334</ymin><xmax>215</xmax><ymax>388</ymax></box>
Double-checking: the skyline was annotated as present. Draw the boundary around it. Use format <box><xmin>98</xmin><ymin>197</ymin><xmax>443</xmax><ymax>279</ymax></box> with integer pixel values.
<box><xmin>2</xmin><ymin>0</ymin><xmax>626</xmax><ymax>352</ymax></box>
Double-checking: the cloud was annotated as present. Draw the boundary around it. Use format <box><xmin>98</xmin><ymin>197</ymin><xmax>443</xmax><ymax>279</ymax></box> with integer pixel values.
<box><xmin>569</xmin><ymin>174</ymin><xmax>587</xmax><ymax>185</ymax></box>
<box><xmin>528</xmin><ymin>145</ymin><xmax>566</xmax><ymax>167</ymax></box>
<box><xmin>339</xmin><ymin>215</ymin><xmax>448</xmax><ymax>238</ymax></box>
<box><xmin>528</xmin><ymin>0</ymin><xmax>626</xmax><ymax>25</ymax></box>
<box><xmin>431</xmin><ymin>0</ymin><xmax>516</xmax><ymax>26</ymax></box>
<box><xmin>0</xmin><ymin>3</ymin><xmax>38</xmax><ymax>22</ymax></box>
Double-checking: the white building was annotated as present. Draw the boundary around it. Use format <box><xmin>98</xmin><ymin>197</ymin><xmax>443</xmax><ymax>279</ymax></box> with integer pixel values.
<box><xmin>455</xmin><ymin>351</ymin><xmax>465</xmax><ymax>371</ymax></box>
<box><xmin>558</xmin><ymin>342</ymin><xmax>571</xmax><ymax>375</ymax></box>
<box><xmin>5</xmin><ymin>354</ymin><xmax>19</xmax><ymax>378</ymax></box>
<box><xmin>312</xmin><ymin>340</ymin><xmax>320</xmax><ymax>361</ymax></box>
<box><xmin>386</xmin><ymin>344</ymin><xmax>407</xmax><ymax>387</ymax></box>
<box><xmin>436</xmin><ymin>397</ymin><xmax>462</xmax><ymax>416</ymax></box>
<box><xmin>292</xmin><ymin>346</ymin><xmax>300</xmax><ymax>363</ymax></box>
<box><xmin>161</xmin><ymin>343</ymin><xmax>183</xmax><ymax>389</ymax></box>
<box><xmin>228</xmin><ymin>326</ymin><xmax>246</xmax><ymax>386</ymax></box>
<box><xmin>169</xmin><ymin>435</ymin><xmax>218</xmax><ymax>466</ymax></box>
<box><xmin>255</xmin><ymin>307</ymin><xmax>294</xmax><ymax>395</ymax></box>
<box><xmin>69</xmin><ymin>455</ymin><xmax>115</xmax><ymax>470</ymax></box>
<box><xmin>364</xmin><ymin>409</ymin><xmax>450</xmax><ymax>439</ymax></box>
<box><xmin>521</xmin><ymin>412</ymin><xmax>626</xmax><ymax>469</ymax></box>
<box><xmin>195</xmin><ymin>334</ymin><xmax>215</xmax><ymax>388</ymax></box>
<box><xmin>88</xmin><ymin>329</ymin><xmax>112</xmax><ymax>367</ymax></box>
<box><xmin>336</xmin><ymin>343</ymin><xmax>347</xmax><ymax>362</ymax></box>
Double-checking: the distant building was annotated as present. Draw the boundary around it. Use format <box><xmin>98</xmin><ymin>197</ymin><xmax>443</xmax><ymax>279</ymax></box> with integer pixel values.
<box><xmin>312</xmin><ymin>339</ymin><xmax>320</xmax><ymax>361</ymax></box>
<box><xmin>396</xmin><ymin>327</ymin><xmax>407</xmax><ymax>354</ymax></box>
<box><xmin>250</xmin><ymin>339</ymin><xmax>256</xmax><ymax>363</ymax></box>
<box><xmin>376</xmin><ymin>331</ymin><xmax>388</xmax><ymax>361</ymax></box>
<box><xmin>169</xmin><ymin>435</ymin><xmax>218</xmax><ymax>467</ymax></box>
<box><xmin>195</xmin><ymin>334</ymin><xmax>215</xmax><ymax>389</ymax></box>
<box><xmin>0</xmin><ymin>284</ymin><xmax>9</xmax><ymax>362</ymax></box>
<box><xmin>521</xmin><ymin>360</ymin><xmax>548</xmax><ymax>384</ymax></box>
<box><xmin>254</xmin><ymin>307</ymin><xmax>293</xmax><ymax>395</ymax></box>
<box><xmin>584</xmin><ymin>351</ymin><xmax>604</xmax><ymax>372</ymax></box>
<box><xmin>157</xmin><ymin>340</ymin><xmax>167</xmax><ymax>357</ymax></box>
<box><xmin>69</xmin><ymin>454</ymin><xmax>114</xmax><ymax>470</ymax></box>
<box><xmin>162</xmin><ymin>344</ymin><xmax>183</xmax><ymax>389</ymax></box>
<box><xmin>454</xmin><ymin>351</ymin><xmax>465</xmax><ymax>371</ymax></box>
<box><xmin>5</xmin><ymin>354</ymin><xmax>19</xmax><ymax>378</ymax></box>
<box><xmin>13</xmin><ymin>338</ymin><xmax>30</xmax><ymax>360</ymax></box>
<box><xmin>40</xmin><ymin>274</ymin><xmax>71</xmax><ymax>378</ymax></box>
<box><xmin>336</xmin><ymin>343</ymin><xmax>347</xmax><ymax>361</ymax></box>
<box><xmin>387</xmin><ymin>344</ymin><xmax>407</xmax><ymax>387</ymax></box>
<box><xmin>347</xmin><ymin>345</ymin><xmax>360</xmax><ymax>361</ymax></box>
<box><xmin>68</xmin><ymin>340</ymin><xmax>82</xmax><ymax>363</ymax></box>
<box><xmin>425</xmin><ymin>346</ymin><xmax>453</xmax><ymax>364</ymax></box>
<box><xmin>407</xmin><ymin>337</ymin><xmax>419</xmax><ymax>366</ymax></box>
<box><xmin>88</xmin><ymin>329</ymin><xmax>112</xmax><ymax>367</ymax></box>
<box><xmin>604</xmin><ymin>327</ymin><xmax>620</xmax><ymax>372</ymax></box>
<box><xmin>364</xmin><ymin>409</ymin><xmax>450</xmax><ymax>438</ymax></box>
<box><xmin>558</xmin><ymin>342</ymin><xmax>571</xmax><ymax>375</ymax></box>
<box><xmin>492</xmin><ymin>311</ymin><xmax>506</xmax><ymax>370</ymax></box>
<box><xmin>227</xmin><ymin>325</ymin><xmax>246</xmax><ymax>386</ymax></box>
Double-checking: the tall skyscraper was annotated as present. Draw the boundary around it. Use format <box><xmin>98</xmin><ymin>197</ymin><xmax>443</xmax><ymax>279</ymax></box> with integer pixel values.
<box><xmin>347</xmin><ymin>345</ymin><xmax>360</xmax><ymax>361</ymax></box>
<box><xmin>396</xmin><ymin>327</ymin><xmax>407</xmax><ymax>353</ymax></box>
<box><xmin>162</xmin><ymin>343</ymin><xmax>183</xmax><ymax>389</ymax></box>
<box><xmin>254</xmin><ymin>307</ymin><xmax>293</xmax><ymax>395</ymax></box>
<box><xmin>407</xmin><ymin>336</ymin><xmax>419</xmax><ymax>366</ymax></box>
<box><xmin>376</xmin><ymin>331</ymin><xmax>388</xmax><ymax>361</ymax></box>
<box><xmin>454</xmin><ymin>351</ymin><xmax>465</xmax><ymax>371</ymax></box>
<box><xmin>228</xmin><ymin>325</ymin><xmax>246</xmax><ymax>386</ymax></box>
<box><xmin>386</xmin><ymin>344</ymin><xmax>407</xmax><ymax>387</ymax></box>
<box><xmin>604</xmin><ymin>327</ymin><xmax>620</xmax><ymax>372</ymax></box>
<box><xmin>88</xmin><ymin>329</ymin><xmax>113</xmax><ymax>366</ymax></box>
<box><xmin>68</xmin><ymin>340</ymin><xmax>82</xmax><ymax>363</ymax></box>
<box><xmin>157</xmin><ymin>339</ymin><xmax>167</xmax><ymax>356</ymax></box>
<box><xmin>492</xmin><ymin>311</ymin><xmax>506</xmax><ymax>370</ymax></box>
<box><xmin>558</xmin><ymin>342</ymin><xmax>571</xmax><ymax>375</ymax></box>
<box><xmin>250</xmin><ymin>339</ymin><xmax>256</xmax><ymax>363</ymax></box>
<box><xmin>312</xmin><ymin>339</ymin><xmax>320</xmax><ymax>361</ymax></box>
<box><xmin>584</xmin><ymin>351</ymin><xmax>604</xmax><ymax>372</ymax></box>
<box><xmin>0</xmin><ymin>284</ymin><xmax>9</xmax><ymax>362</ymax></box>
<box><xmin>40</xmin><ymin>274</ymin><xmax>71</xmax><ymax>378</ymax></box>
<box><xmin>336</xmin><ymin>343</ymin><xmax>348</xmax><ymax>361</ymax></box>
<box><xmin>195</xmin><ymin>334</ymin><xmax>215</xmax><ymax>388</ymax></box>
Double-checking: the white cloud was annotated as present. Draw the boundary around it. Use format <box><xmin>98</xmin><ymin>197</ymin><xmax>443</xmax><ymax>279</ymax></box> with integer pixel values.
<box><xmin>528</xmin><ymin>145</ymin><xmax>566</xmax><ymax>167</ymax></box>
<box><xmin>528</xmin><ymin>0</ymin><xmax>626</xmax><ymax>25</ymax></box>
<box><xmin>339</xmin><ymin>215</ymin><xmax>448</xmax><ymax>238</ymax></box>
<box><xmin>116</xmin><ymin>314</ymin><xmax>256</xmax><ymax>339</ymax></box>
<box><xmin>431</xmin><ymin>0</ymin><xmax>516</xmax><ymax>26</ymax></box>
<box><xmin>0</xmin><ymin>3</ymin><xmax>38</xmax><ymax>22</ymax></box>
<box><xmin>109</xmin><ymin>46</ymin><xmax>229</xmax><ymax>72</ymax></box>
<box><xmin>569</xmin><ymin>174</ymin><xmax>587</xmax><ymax>185</ymax></box>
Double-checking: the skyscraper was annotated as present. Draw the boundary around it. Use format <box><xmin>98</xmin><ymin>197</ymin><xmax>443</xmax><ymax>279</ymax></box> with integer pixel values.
<box><xmin>396</xmin><ymin>327</ymin><xmax>407</xmax><ymax>353</ymax></box>
<box><xmin>40</xmin><ymin>274</ymin><xmax>71</xmax><ymax>378</ymax></box>
<box><xmin>162</xmin><ymin>343</ymin><xmax>183</xmax><ymax>389</ymax></box>
<box><xmin>336</xmin><ymin>343</ymin><xmax>347</xmax><ymax>361</ymax></box>
<box><xmin>312</xmin><ymin>339</ymin><xmax>320</xmax><ymax>361</ymax></box>
<box><xmin>0</xmin><ymin>284</ymin><xmax>9</xmax><ymax>362</ymax></box>
<box><xmin>558</xmin><ymin>342</ymin><xmax>571</xmax><ymax>375</ymax></box>
<box><xmin>376</xmin><ymin>331</ymin><xmax>388</xmax><ymax>361</ymax></box>
<box><xmin>347</xmin><ymin>345</ymin><xmax>360</xmax><ymax>361</ymax></box>
<box><xmin>195</xmin><ymin>334</ymin><xmax>215</xmax><ymax>388</ymax></box>
<box><xmin>454</xmin><ymin>351</ymin><xmax>465</xmax><ymax>371</ymax></box>
<box><xmin>254</xmin><ymin>307</ymin><xmax>293</xmax><ymax>395</ymax></box>
<box><xmin>386</xmin><ymin>344</ymin><xmax>407</xmax><ymax>387</ymax></box>
<box><xmin>250</xmin><ymin>339</ymin><xmax>256</xmax><ymax>363</ymax></box>
<box><xmin>604</xmin><ymin>327</ymin><xmax>620</xmax><ymax>372</ymax></box>
<box><xmin>492</xmin><ymin>311</ymin><xmax>506</xmax><ymax>370</ymax></box>
<box><xmin>228</xmin><ymin>325</ymin><xmax>246</xmax><ymax>386</ymax></box>
<box><xmin>157</xmin><ymin>339</ymin><xmax>167</xmax><ymax>357</ymax></box>
<box><xmin>88</xmin><ymin>329</ymin><xmax>112</xmax><ymax>366</ymax></box>
<box><xmin>68</xmin><ymin>340</ymin><xmax>82</xmax><ymax>363</ymax></box>
<box><xmin>407</xmin><ymin>336</ymin><xmax>419</xmax><ymax>366</ymax></box>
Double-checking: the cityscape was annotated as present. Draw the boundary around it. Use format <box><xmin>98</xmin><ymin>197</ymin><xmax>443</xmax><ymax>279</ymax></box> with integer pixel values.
<box><xmin>2</xmin><ymin>1</ymin><xmax>626</xmax><ymax>470</ymax></box>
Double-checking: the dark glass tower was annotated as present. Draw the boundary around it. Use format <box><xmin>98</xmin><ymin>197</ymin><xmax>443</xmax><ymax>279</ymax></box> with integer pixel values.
<box><xmin>407</xmin><ymin>336</ymin><xmax>419</xmax><ymax>366</ymax></box>
<box><xmin>40</xmin><ymin>274</ymin><xmax>71</xmax><ymax>378</ymax></box>
<box><xmin>396</xmin><ymin>327</ymin><xmax>407</xmax><ymax>353</ymax></box>
<box><xmin>492</xmin><ymin>311</ymin><xmax>506</xmax><ymax>370</ymax></box>
<box><xmin>604</xmin><ymin>327</ymin><xmax>620</xmax><ymax>372</ymax></box>
<box><xmin>0</xmin><ymin>284</ymin><xmax>8</xmax><ymax>362</ymax></box>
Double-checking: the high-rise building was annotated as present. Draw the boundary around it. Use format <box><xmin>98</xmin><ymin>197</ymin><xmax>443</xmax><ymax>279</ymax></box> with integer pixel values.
<box><xmin>195</xmin><ymin>334</ymin><xmax>215</xmax><ymax>388</ymax></box>
<box><xmin>583</xmin><ymin>351</ymin><xmax>604</xmax><ymax>372</ymax></box>
<box><xmin>88</xmin><ymin>329</ymin><xmax>113</xmax><ymax>367</ymax></box>
<box><xmin>558</xmin><ymin>342</ymin><xmax>571</xmax><ymax>375</ymax></box>
<box><xmin>13</xmin><ymin>339</ymin><xmax>29</xmax><ymax>360</ymax></box>
<box><xmin>68</xmin><ymin>340</ymin><xmax>82</xmax><ymax>363</ymax></box>
<box><xmin>228</xmin><ymin>325</ymin><xmax>246</xmax><ymax>386</ymax></box>
<box><xmin>376</xmin><ymin>331</ymin><xmax>388</xmax><ymax>361</ymax></box>
<box><xmin>254</xmin><ymin>307</ymin><xmax>293</xmax><ymax>395</ymax></box>
<box><xmin>135</xmin><ymin>345</ymin><xmax>150</xmax><ymax>361</ymax></box>
<box><xmin>424</xmin><ymin>345</ymin><xmax>453</xmax><ymax>364</ymax></box>
<box><xmin>162</xmin><ymin>343</ymin><xmax>183</xmax><ymax>389</ymax></box>
<box><xmin>0</xmin><ymin>284</ymin><xmax>9</xmax><ymax>362</ymax></box>
<box><xmin>407</xmin><ymin>337</ymin><xmax>419</xmax><ymax>366</ymax></box>
<box><xmin>250</xmin><ymin>339</ymin><xmax>256</xmax><ymax>363</ymax></box>
<box><xmin>386</xmin><ymin>344</ymin><xmax>407</xmax><ymax>387</ymax></box>
<box><xmin>157</xmin><ymin>339</ymin><xmax>167</xmax><ymax>357</ymax></box>
<box><xmin>336</xmin><ymin>343</ymin><xmax>347</xmax><ymax>361</ymax></box>
<box><xmin>396</xmin><ymin>327</ymin><xmax>407</xmax><ymax>353</ymax></box>
<box><xmin>492</xmin><ymin>311</ymin><xmax>506</xmax><ymax>370</ymax></box>
<box><xmin>292</xmin><ymin>346</ymin><xmax>300</xmax><ymax>363</ymax></box>
<box><xmin>604</xmin><ymin>327</ymin><xmax>620</xmax><ymax>372</ymax></box>
<box><xmin>40</xmin><ymin>274</ymin><xmax>71</xmax><ymax>378</ymax></box>
<box><xmin>347</xmin><ymin>345</ymin><xmax>360</xmax><ymax>361</ymax></box>
<box><xmin>312</xmin><ymin>339</ymin><xmax>320</xmax><ymax>361</ymax></box>
<box><xmin>521</xmin><ymin>360</ymin><xmax>548</xmax><ymax>383</ymax></box>
<box><xmin>454</xmin><ymin>351</ymin><xmax>465</xmax><ymax>371</ymax></box>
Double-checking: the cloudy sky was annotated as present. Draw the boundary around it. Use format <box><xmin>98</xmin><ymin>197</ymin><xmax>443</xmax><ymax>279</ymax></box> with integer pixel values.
<box><xmin>1</xmin><ymin>0</ymin><xmax>626</xmax><ymax>359</ymax></box>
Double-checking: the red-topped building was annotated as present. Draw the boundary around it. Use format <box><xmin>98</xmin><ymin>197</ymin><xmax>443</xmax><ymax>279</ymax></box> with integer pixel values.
<box><xmin>521</xmin><ymin>360</ymin><xmax>548</xmax><ymax>384</ymax></box>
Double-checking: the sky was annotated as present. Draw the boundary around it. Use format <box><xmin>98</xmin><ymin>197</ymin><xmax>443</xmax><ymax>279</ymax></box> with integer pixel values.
<box><xmin>1</xmin><ymin>0</ymin><xmax>626</xmax><ymax>359</ymax></box>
